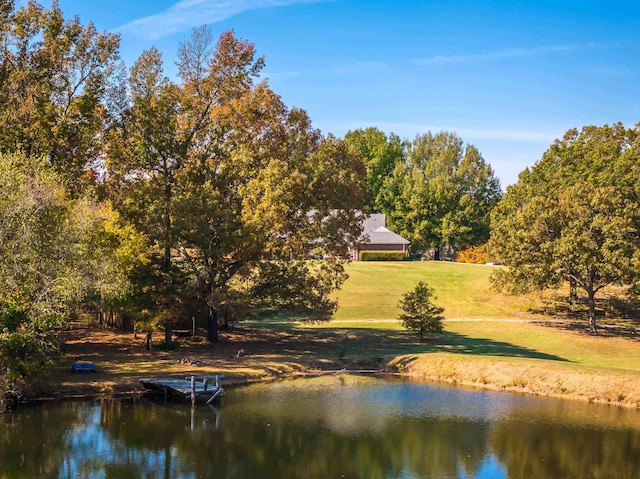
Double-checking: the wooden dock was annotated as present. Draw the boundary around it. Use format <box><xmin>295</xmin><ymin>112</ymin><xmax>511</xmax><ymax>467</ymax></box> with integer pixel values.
<box><xmin>140</xmin><ymin>375</ymin><xmax>225</xmax><ymax>405</ymax></box>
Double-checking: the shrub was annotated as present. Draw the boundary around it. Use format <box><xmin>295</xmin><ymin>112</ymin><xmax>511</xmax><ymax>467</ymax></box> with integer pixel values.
<box><xmin>360</xmin><ymin>251</ymin><xmax>407</xmax><ymax>261</ymax></box>
<box><xmin>455</xmin><ymin>244</ymin><xmax>490</xmax><ymax>264</ymax></box>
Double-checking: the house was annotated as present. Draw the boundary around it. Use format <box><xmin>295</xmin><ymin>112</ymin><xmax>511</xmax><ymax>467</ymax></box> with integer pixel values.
<box><xmin>352</xmin><ymin>214</ymin><xmax>410</xmax><ymax>260</ymax></box>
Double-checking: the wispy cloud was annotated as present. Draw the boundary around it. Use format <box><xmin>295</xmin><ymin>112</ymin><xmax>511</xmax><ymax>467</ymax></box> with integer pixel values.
<box><xmin>415</xmin><ymin>43</ymin><xmax>602</xmax><ymax>66</ymax></box>
<box><xmin>116</xmin><ymin>0</ymin><xmax>328</xmax><ymax>40</ymax></box>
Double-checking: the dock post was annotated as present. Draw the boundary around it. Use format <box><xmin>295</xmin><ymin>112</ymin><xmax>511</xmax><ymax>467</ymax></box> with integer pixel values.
<box><xmin>190</xmin><ymin>376</ymin><xmax>196</xmax><ymax>405</ymax></box>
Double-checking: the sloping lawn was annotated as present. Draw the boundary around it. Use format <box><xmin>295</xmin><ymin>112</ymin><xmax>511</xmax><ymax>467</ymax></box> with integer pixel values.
<box><xmin>333</xmin><ymin>261</ymin><xmax>547</xmax><ymax>320</ymax></box>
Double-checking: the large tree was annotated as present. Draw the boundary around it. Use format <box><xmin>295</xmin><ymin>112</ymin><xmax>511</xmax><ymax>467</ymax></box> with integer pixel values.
<box><xmin>106</xmin><ymin>28</ymin><xmax>368</xmax><ymax>342</ymax></box>
<box><xmin>490</xmin><ymin>123</ymin><xmax>640</xmax><ymax>333</ymax></box>
<box><xmin>0</xmin><ymin>0</ymin><xmax>120</xmax><ymax>194</ymax></box>
<box><xmin>378</xmin><ymin>131</ymin><xmax>502</xmax><ymax>255</ymax></box>
<box><xmin>103</xmin><ymin>46</ymin><xmax>183</xmax><ymax>344</ymax></box>
<box><xmin>344</xmin><ymin>127</ymin><xmax>405</xmax><ymax>212</ymax></box>
<box><xmin>172</xmin><ymin>30</ymin><xmax>367</xmax><ymax>341</ymax></box>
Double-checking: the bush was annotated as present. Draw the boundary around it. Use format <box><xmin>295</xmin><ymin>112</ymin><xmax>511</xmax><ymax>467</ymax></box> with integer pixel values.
<box><xmin>360</xmin><ymin>251</ymin><xmax>407</xmax><ymax>261</ymax></box>
<box><xmin>455</xmin><ymin>244</ymin><xmax>491</xmax><ymax>264</ymax></box>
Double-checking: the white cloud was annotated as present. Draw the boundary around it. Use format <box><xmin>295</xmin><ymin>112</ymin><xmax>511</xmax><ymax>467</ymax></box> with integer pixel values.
<box><xmin>116</xmin><ymin>0</ymin><xmax>328</xmax><ymax>40</ymax></box>
<box><xmin>415</xmin><ymin>43</ymin><xmax>602</xmax><ymax>66</ymax></box>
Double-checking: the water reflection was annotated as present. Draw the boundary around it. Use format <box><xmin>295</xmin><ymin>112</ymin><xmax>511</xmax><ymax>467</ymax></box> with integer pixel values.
<box><xmin>1</xmin><ymin>376</ymin><xmax>639</xmax><ymax>478</ymax></box>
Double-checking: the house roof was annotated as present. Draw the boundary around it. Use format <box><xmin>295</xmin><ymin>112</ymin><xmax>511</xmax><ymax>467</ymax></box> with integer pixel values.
<box><xmin>361</xmin><ymin>213</ymin><xmax>386</xmax><ymax>234</ymax></box>
<box><xmin>364</xmin><ymin>225</ymin><xmax>411</xmax><ymax>245</ymax></box>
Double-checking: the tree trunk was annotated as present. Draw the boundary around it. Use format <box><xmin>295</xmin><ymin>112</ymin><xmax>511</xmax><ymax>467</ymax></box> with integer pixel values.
<box><xmin>569</xmin><ymin>278</ymin><xmax>577</xmax><ymax>305</ymax></box>
<box><xmin>207</xmin><ymin>307</ymin><xmax>219</xmax><ymax>343</ymax></box>
<box><xmin>587</xmin><ymin>287</ymin><xmax>597</xmax><ymax>334</ymax></box>
<box><xmin>222</xmin><ymin>307</ymin><xmax>230</xmax><ymax>330</ymax></box>
<box><xmin>164</xmin><ymin>322</ymin><xmax>173</xmax><ymax>346</ymax></box>
<box><xmin>163</xmin><ymin>179</ymin><xmax>172</xmax><ymax>271</ymax></box>
<box><xmin>145</xmin><ymin>331</ymin><xmax>153</xmax><ymax>352</ymax></box>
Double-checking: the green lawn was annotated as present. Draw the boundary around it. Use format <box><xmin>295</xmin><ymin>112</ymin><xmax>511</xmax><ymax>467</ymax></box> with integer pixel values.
<box><xmin>326</xmin><ymin>261</ymin><xmax>640</xmax><ymax>374</ymax></box>
<box><xmin>332</xmin><ymin>261</ymin><xmax>545</xmax><ymax>320</ymax></box>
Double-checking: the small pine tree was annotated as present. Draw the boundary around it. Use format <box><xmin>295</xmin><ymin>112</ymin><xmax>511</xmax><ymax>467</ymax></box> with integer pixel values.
<box><xmin>398</xmin><ymin>281</ymin><xmax>445</xmax><ymax>339</ymax></box>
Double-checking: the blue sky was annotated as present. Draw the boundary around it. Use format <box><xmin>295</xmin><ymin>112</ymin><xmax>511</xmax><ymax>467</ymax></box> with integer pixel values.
<box><xmin>40</xmin><ymin>0</ymin><xmax>640</xmax><ymax>187</ymax></box>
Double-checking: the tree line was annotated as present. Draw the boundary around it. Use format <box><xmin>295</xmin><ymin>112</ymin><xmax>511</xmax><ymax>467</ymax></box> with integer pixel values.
<box><xmin>345</xmin><ymin>124</ymin><xmax>640</xmax><ymax>336</ymax></box>
<box><xmin>344</xmin><ymin>128</ymin><xmax>503</xmax><ymax>257</ymax></box>
<box><xmin>1</xmin><ymin>1</ymin><xmax>370</xmax><ymax>399</ymax></box>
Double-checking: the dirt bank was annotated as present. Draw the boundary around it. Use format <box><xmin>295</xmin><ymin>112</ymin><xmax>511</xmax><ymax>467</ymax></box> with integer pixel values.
<box><xmin>22</xmin><ymin>323</ymin><xmax>640</xmax><ymax>410</ymax></box>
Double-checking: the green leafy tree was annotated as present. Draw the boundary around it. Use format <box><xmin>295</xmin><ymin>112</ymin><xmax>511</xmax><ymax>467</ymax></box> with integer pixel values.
<box><xmin>379</xmin><ymin>131</ymin><xmax>501</xmax><ymax>256</ymax></box>
<box><xmin>0</xmin><ymin>0</ymin><xmax>120</xmax><ymax>194</ymax></box>
<box><xmin>490</xmin><ymin>123</ymin><xmax>640</xmax><ymax>333</ymax></box>
<box><xmin>344</xmin><ymin>127</ymin><xmax>405</xmax><ymax>212</ymax></box>
<box><xmin>171</xmin><ymin>30</ymin><xmax>366</xmax><ymax>341</ymax></box>
<box><xmin>104</xmin><ymin>47</ymin><xmax>184</xmax><ymax>345</ymax></box>
<box><xmin>105</xmin><ymin>28</ymin><xmax>368</xmax><ymax>343</ymax></box>
<box><xmin>398</xmin><ymin>281</ymin><xmax>445</xmax><ymax>338</ymax></box>
<box><xmin>0</xmin><ymin>152</ymin><xmax>144</xmax><ymax>400</ymax></box>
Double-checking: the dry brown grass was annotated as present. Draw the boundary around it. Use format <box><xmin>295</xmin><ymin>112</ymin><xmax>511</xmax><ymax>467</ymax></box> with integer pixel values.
<box><xmin>387</xmin><ymin>353</ymin><xmax>640</xmax><ymax>408</ymax></box>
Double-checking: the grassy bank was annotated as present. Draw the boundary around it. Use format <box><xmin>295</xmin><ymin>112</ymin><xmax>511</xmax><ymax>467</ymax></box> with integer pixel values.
<box><xmin>299</xmin><ymin>317</ymin><xmax>640</xmax><ymax>407</ymax></box>
<box><xmin>37</xmin><ymin>262</ymin><xmax>640</xmax><ymax>410</ymax></box>
<box><xmin>388</xmin><ymin>352</ymin><xmax>640</xmax><ymax>408</ymax></box>
<box><xmin>387</xmin><ymin>319</ymin><xmax>640</xmax><ymax>408</ymax></box>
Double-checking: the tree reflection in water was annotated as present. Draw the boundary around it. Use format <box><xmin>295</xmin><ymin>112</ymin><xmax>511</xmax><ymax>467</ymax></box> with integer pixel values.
<box><xmin>1</xmin><ymin>376</ymin><xmax>639</xmax><ymax>479</ymax></box>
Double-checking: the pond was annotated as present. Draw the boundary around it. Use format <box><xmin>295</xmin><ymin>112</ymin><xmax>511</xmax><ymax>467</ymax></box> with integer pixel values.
<box><xmin>1</xmin><ymin>375</ymin><xmax>640</xmax><ymax>478</ymax></box>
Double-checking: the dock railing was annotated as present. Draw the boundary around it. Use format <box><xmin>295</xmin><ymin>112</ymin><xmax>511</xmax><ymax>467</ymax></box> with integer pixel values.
<box><xmin>185</xmin><ymin>375</ymin><xmax>225</xmax><ymax>405</ymax></box>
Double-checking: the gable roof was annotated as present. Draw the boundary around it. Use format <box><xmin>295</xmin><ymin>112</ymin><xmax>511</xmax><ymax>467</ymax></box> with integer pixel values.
<box><xmin>364</xmin><ymin>225</ymin><xmax>411</xmax><ymax>245</ymax></box>
<box><xmin>361</xmin><ymin>213</ymin><xmax>386</xmax><ymax>234</ymax></box>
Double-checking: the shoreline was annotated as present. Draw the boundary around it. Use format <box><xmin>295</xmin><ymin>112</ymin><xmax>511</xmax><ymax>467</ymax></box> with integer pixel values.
<box><xmin>17</xmin><ymin>358</ymin><xmax>640</xmax><ymax>411</ymax></box>
<box><xmin>387</xmin><ymin>353</ymin><xmax>640</xmax><ymax>409</ymax></box>
<box><xmin>7</xmin><ymin>322</ymin><xmax>640</xmax><ymax>412</ymax></box>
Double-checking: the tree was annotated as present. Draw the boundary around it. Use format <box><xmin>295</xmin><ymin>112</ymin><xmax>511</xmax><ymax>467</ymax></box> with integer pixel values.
<box><xmin>105</xmin><ymin>28</ymin><xmax>368</xmax><ymax>343</ymax></box>
<box><xmin>171</xmin><ymin>39</ymin><xmax>367</xmax><ymax>339</ymax></box>
<box><xmin>378</xmin><ymin>131</ymin><xmax>502</xmax><ymax>256</ymax></box>
<box><xmin>344</xmin><ymin>127</ymin><xmax>405</xmax><ymax>212</ymax></box>
<box><xmin>0</xmin><ymin>0</ymin><xmax>120</xmax><ymax>194</ymax></box>
<box><xmin>490</xmin><ymin>123</ymin><xmax>640</xmax><ymax>333</ymax></box>
<box><xmin>103</xmin><ymin>47</ymin><xmax>184</xmax><ymax>345</ymax></box>
<box><xmin>398</xmin><ymin>281</ymin><xmax>445</xmax><ymax>339</ymax></box>
<box><xmin>0</xmin><ymin>152</ymin><xmax>143</xmax><ymax>401</ymax></box>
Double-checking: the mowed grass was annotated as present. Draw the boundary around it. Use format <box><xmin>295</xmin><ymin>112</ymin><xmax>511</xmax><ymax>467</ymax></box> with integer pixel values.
<box><xmin>332</xmin><ymin>261</ymin><xmax>546</xmax><ymax>320</ymax></box>
<box><xmin>320</xmin><ymin>261</ymin><xmax>640</xmax><ymax>406</ymax></box>
<box><xmin>441</xmin><ymin>320</ymin><xmax>640</xmax><ymax>372</ymax></box>
<box><xmin>302</xmin><ymin>319</ymin><xmax>640</xmax><ymax>373</ymax></box>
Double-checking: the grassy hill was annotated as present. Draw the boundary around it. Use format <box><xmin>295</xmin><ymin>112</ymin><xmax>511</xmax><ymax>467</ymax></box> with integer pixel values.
<box><xmin>333</xmin><ymin>261</ymin><xmax>546</xmax><ymax>320</ymax></box>
<box><xmin>322</xmin><ymin>261</ymin><xmax>640</xmax><ymax>407</ymax></box>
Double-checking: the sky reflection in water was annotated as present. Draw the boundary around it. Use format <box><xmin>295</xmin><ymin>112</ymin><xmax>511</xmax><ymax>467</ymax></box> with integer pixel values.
<box><xmin>1</xmin><ymin>375</ymin><xmax>640</xmax><ymax>479</ymax></box>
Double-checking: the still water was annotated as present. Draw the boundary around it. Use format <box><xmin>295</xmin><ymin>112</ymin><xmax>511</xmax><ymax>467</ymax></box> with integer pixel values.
<box><xmin>1</xmin><ymin>375</ymin><xmax>640</xmax><ymax>479</ymax></box>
